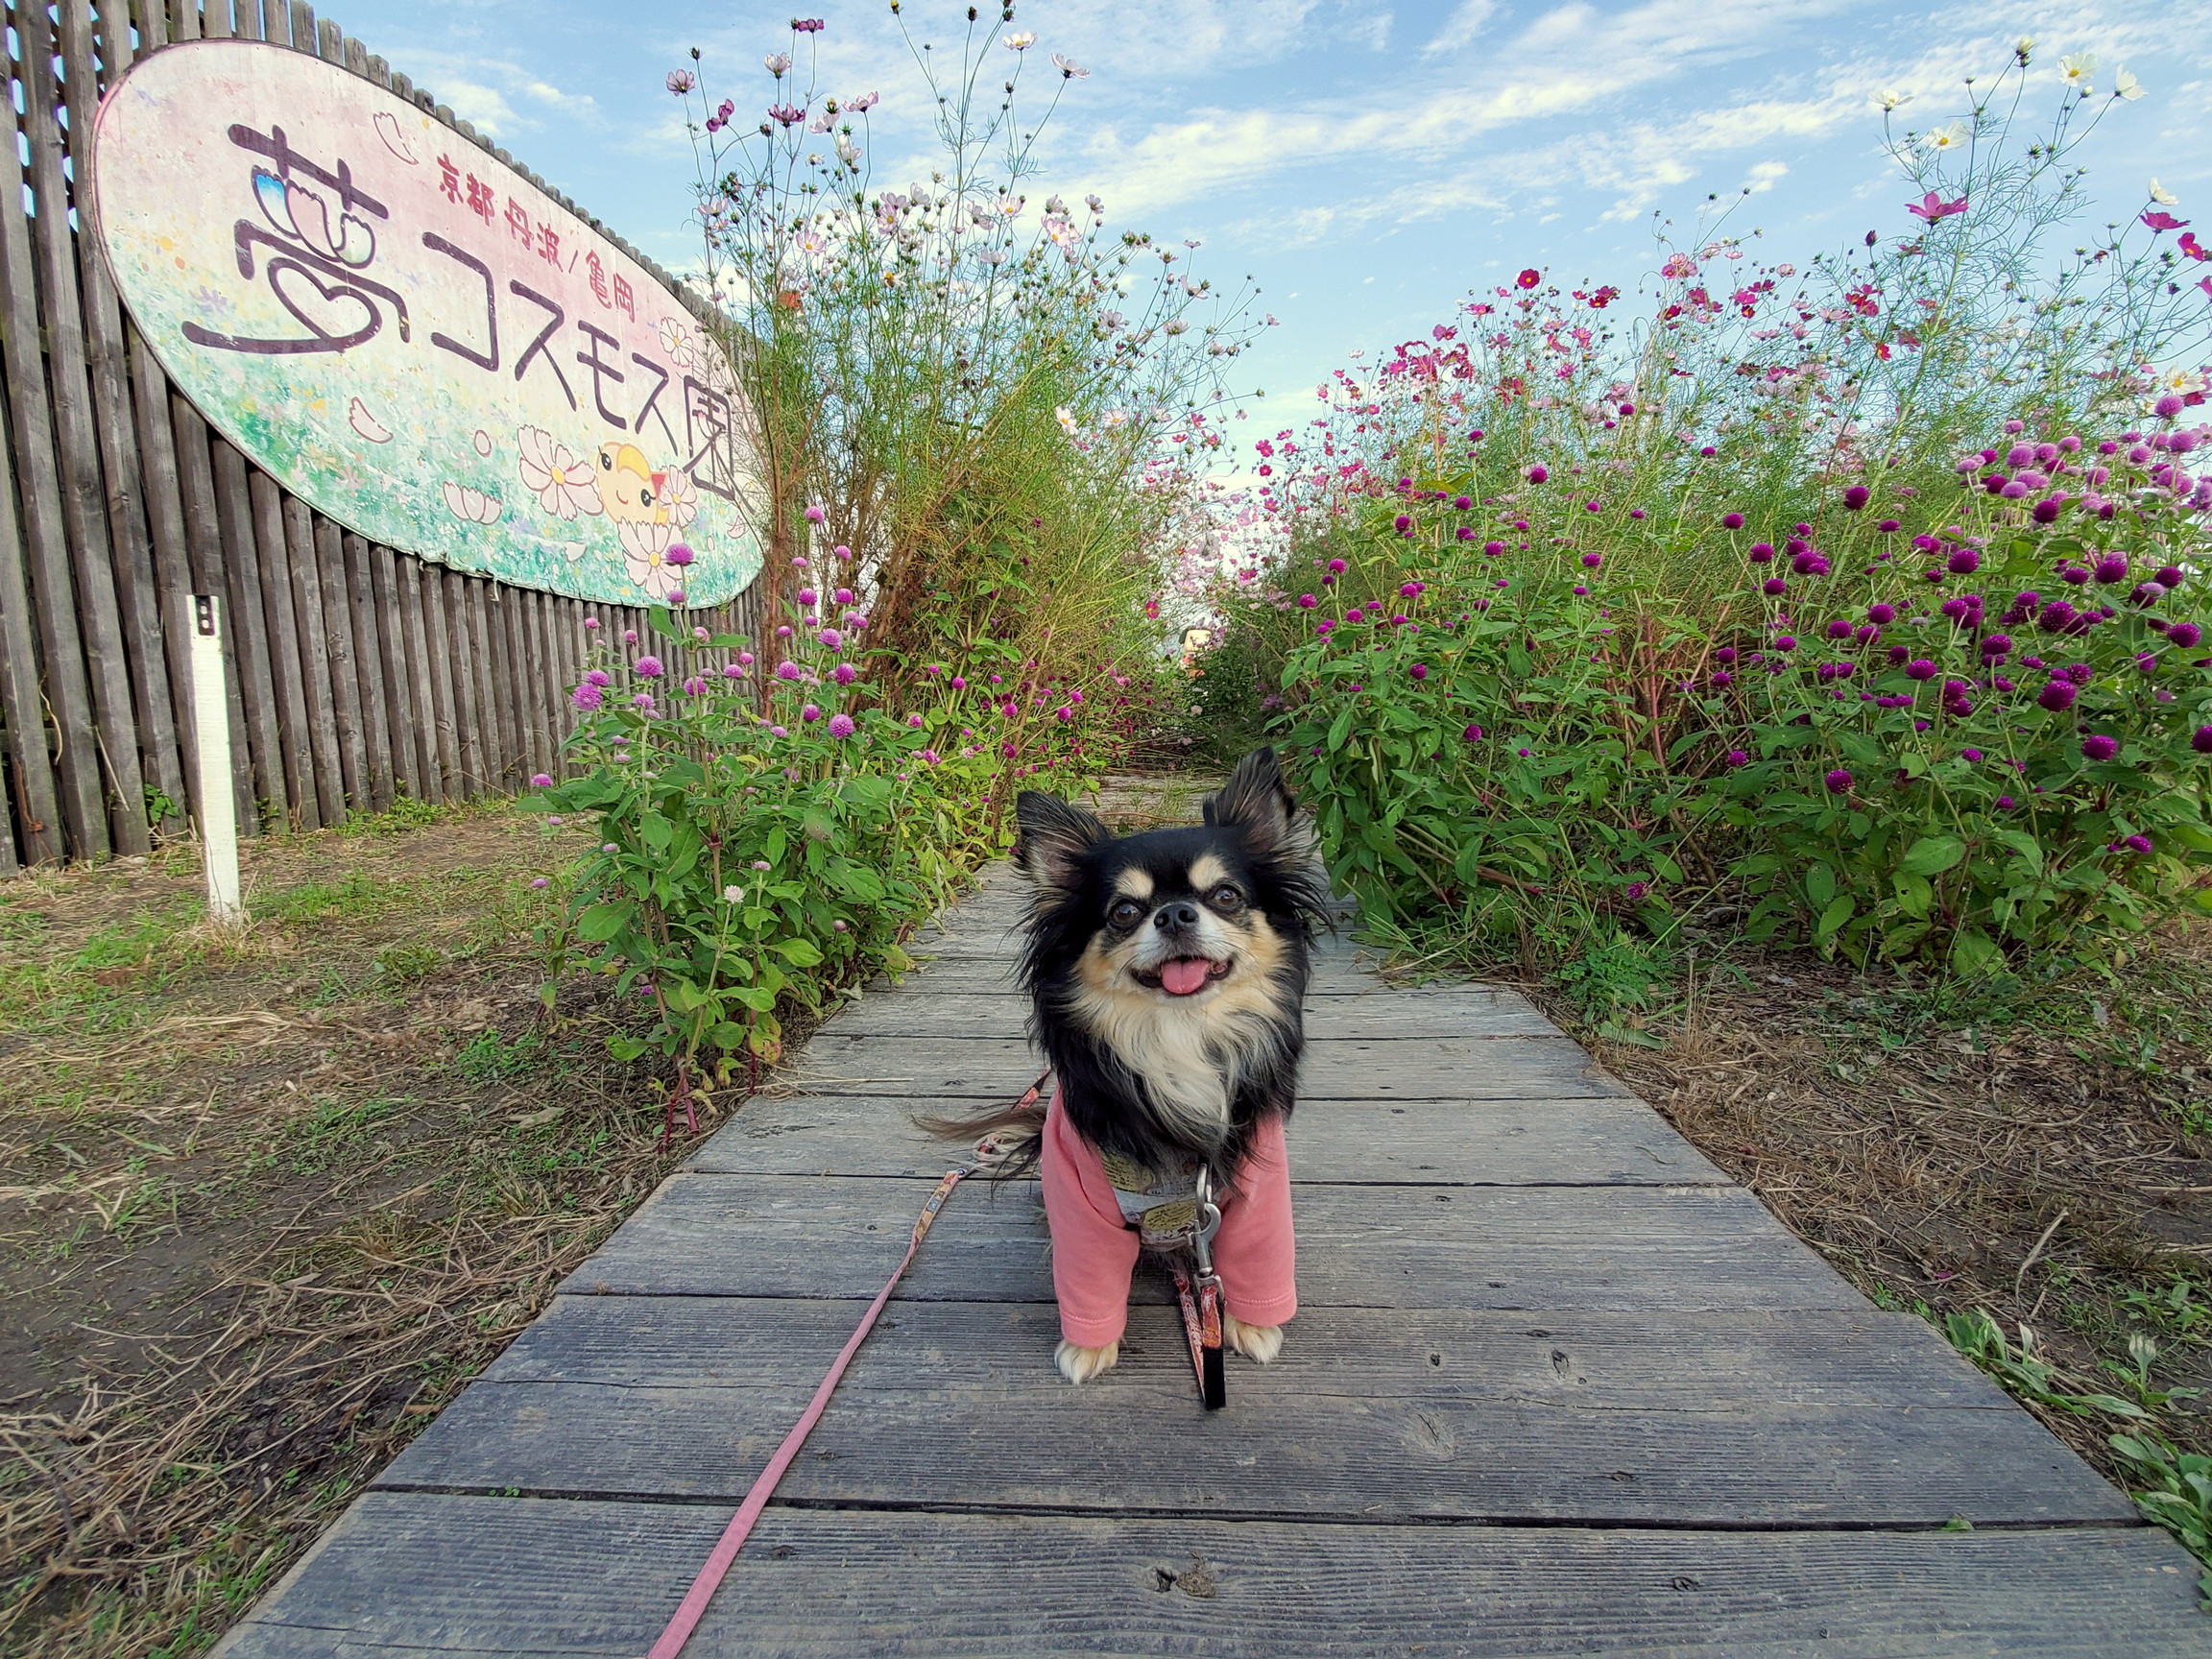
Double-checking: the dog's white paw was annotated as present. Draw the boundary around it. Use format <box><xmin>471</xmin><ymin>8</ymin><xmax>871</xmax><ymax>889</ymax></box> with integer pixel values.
<box><xmin>1225</xmin><ymin>1315</ymin><xmax>1284</xmax><ymax>1364</ymax></box>
<box><xmin>1056</xmin><ymin>1339</ymin><xmax>1120</xmax><ymax>1383</ymax></box>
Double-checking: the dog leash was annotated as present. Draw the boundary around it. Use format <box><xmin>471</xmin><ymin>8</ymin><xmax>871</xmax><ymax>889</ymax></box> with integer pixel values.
<box><xmin>644</xmin><ymin>1071</ymin><xmax>1049</xmax><ymax>1659</ymax></box>
<box><xmin>1173</xmin><ymin>1167</ymin><xmax>1228</xmax><ymax>1410</ymax></box>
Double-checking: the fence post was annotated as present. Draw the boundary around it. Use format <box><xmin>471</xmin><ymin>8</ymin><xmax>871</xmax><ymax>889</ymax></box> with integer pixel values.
<box><xmin>191</xmin><ymin>593</ymin><xmax>243</xmax><ymax>923</ymax></box>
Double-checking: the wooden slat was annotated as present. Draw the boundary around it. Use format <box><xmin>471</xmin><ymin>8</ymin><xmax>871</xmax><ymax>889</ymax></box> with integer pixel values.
<box><xmin>483</xmin><ymin>580</ymin><xmax>518</xmax><ymax>788</ymax></box>
<box><xmin>59</xmin><ymin>0</ymin><xmax>185</xmax><ymax>837</ymax></box>
<box><xmin>127</xmin><ymin>319</ymin><xmax>205</xmax><ymax>825</ymax></box>
<box><xmin>19</xmin><ymin>0</ymin><xmax>148</xmax><ymax>854</ymax></box>
<box><xmin>689</xmin><ymin>1094</ymin><xmax>1725</xmax><ymax>1187</ymax></box>
<box><xmin>0</xmin><ymin>52</ymin><xmax>106</xmax><ymax>858</ymax></box>
<box><xmin>559</xmin><ymin>1173</ymin><xmax>1853</xmax><ymax>1311</ymax></box>
<box><xmin>171</xmin><ymin>398</ymin><xmax>258</xmax><ymax>832</ymax></box>
<box><xmin>431</xmin><ymin>570</ymin><xmax>484</xmax><ymax>805</ymax></box>
<box><xmin>0</xmin><ymin>352</ymin><xmax>61</xmax><ymax>864</ymax></box>
<box><xmin>207</xmin><ymin>442</ymin><xmax>285</xmax><ymax>831</ymax></box>
<box><xmin>209</xmin><ymin>1494</ymin><xmax>2211</xmax><ymax>1659</ymax></box>
<box><xmin>528</xmin><ymin>588</ymin><xmax>556</xmax><ymax>775</ymax></box>
<box><xmin>395</xmin><ymin>556</ymin><xmax>440</xmax><ymax>804</ymax></box>
<box><xmin>338</xmin><ymin>533</ymin><xmax>394</xmax><ymax>811</ymax></box>
<box><xmin>420</xmin><ymin>564</ymin><xmax>462</xmax><ymax>800</ymax></box>
<box><xmin>824</xmin><ymin>987</ymin><xmax>1560</xmax><ymax>1042</ymax></box>
<box><xmin>280</xmin><ymin>496</ymin><xmax>344</xmax><ymax>823</ymax></box>
<box><xmin>137</xmin><ymin>0</ymin><xmax>173</xmax><ymax>51</ymax></box>
<box><xmin>248</xmin><ymin>470</ymin><xmax>315</xmax><ymax>827</ymax></box>
<box><xmin>469</xmin><ymin>573</ymin><xmax>500</xmax><ymax>791</ymax></box>
<box><xmin>778</xmin><ymin>1033</ymin><xmax>1624</xmax><ymax>1103</ymax></box>
<box><xmin>312</xmin><ymin>517</ymin><xmax>369</xmax><ymax>810</ymax></box>
<box><xmin>367</xmin><ymin>543</ymin><xmax>421</xmax><ymax>804</ymax></box>
<box><xmin>375</xmin><ymin>1299</ymin><xmax>2128</xmax><ymax>1527</ymax></box>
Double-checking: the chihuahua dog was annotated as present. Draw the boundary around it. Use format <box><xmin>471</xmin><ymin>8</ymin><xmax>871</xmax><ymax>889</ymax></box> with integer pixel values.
<box><xmin>948</xmin><ymin>747</ymin><xmax>1329</xmax><ymax>1384</ymax></box>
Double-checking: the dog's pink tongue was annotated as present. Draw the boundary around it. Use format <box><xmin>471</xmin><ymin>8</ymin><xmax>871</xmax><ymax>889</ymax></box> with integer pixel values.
<box><xmin>1160</xmin><ymin>957</ymin><xmax>1214</xmax><ymax>996</ymax></box>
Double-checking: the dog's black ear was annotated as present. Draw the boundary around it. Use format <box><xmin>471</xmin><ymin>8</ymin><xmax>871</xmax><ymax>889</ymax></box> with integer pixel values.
<box><xmin>1205</xmin><ymin>747</ymin><xmax>1310</xmax><ymax>860</ymax></box>
<box><xmin>1014</xmin><ymin>791</ymin><xmax>1107</xmax><ymax>890</ymax></box>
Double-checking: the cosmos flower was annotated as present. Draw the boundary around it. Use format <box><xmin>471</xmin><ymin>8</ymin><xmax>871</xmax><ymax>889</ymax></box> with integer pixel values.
<box><xmin>2114</xmin><ymin>67</ymin><xmax>2144</xmax><ymax>101</ymax></box>
<box><xmin>1926</xmin><ymin>122</ymin><xmax>1969</xmax><ymax>152</ymax></box>
<box><xmin>1051</xmin><ymin>53</ymin><xmax>1089</xmax><ymax>77</ymax></box>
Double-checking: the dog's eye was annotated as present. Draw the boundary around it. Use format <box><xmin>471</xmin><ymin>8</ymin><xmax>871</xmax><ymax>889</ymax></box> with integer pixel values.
<box><xmin>1210</xmin><ymin>884</ymin><xmax>1244</xmax><ymax>913</ymax></box>
<box><xmin>1108</xmin><ymin>899</ymin><xmax>1145</xmax><ymax>929</ymax></box>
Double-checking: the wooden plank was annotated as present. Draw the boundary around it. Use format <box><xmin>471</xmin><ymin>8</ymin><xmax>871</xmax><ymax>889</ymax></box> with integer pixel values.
<box><xmin>138</xmin><ymin>0</ymin><xmax>174</xmax><ymax>51</ymax></box>
<box><xmin>689</xmin><ymin>1094</ymin><xmax>1725</xmax><ymax>1187</ymax></box>
<box><xmin>127</xmin><ymin>319</ymin><xmax>205</xmax><ymax>826</ymax></box>
<box><xmin>421</xmin><ymin>564</ymin><xmax>463</xmax><ymax>801</ymax></box>
<box><xmin>19</xmin><ymin>0</ymin><xmax>149</xmax><ymax>854</ymax></box>
<box><xmin>248</xmin><ymin>470</ymin><xmax>315</xmax><ymax>827</ymax></box>
<box><xmin>517</xmin><ymin>586</ymin><xmax>548</xmax><ymax>778</ymax></box>
<box><xmin>374</xmin><ymin>1299</ymin><xmax>2128</xmax><ymax>1527</ymax></box>
<box><xmin>0</xmin><ymin>67</ymin><xmax>107</xmax><ymax>858</ymax></box>
<box><xmin>824</xmin><ymin>987</ymin><xmax>1560</xmax><ymax>1042</ymax></box>
<box><xmin>875</xmin><ymin>953</ymin><xmax>1396</xmax><ymax>998</ymax></box>
<box><xmin>445</xmin><ymin>573</ymin><xmax>479</xmax><ymax>792</ymax></box>
<box><xmin>395</xmin><ymin>556</ymin><xmax>441</xmax><ymax>804</ymax></box>
<box><xmin>206</xmin><ymin>441</ymin><xmax>287</xmax><ymax>825</ymax></box>
<box><xmin>368</xmin><ymin>544</ymin><xmax>422</xmax><ymax>804</ymax></box>
<box><xmin>338</xmin><ymin>533</ymin><xmax>393</xmax><ymax>811</ymax></box>
<box><xmin>280</xmin><ymin>496</ymin><xmax>344</xmax><ymax>823</ymax></box>
<box><xmin>60</xmin><ymin>0</ymin><xmax>186</xmax><ymax>838</ymax></box>
<box><xmin>779</xmin><ymin>1034</ymin><xmax>1625</xmax><ymax>1103</ymax></box>
<box><xmin>310</xmin><ymin>517</ymin><xmax>368</xmax><ymax>811</ymax></box>
<box><xmin>468</xmin><ymin>575</ymin><xmax>502</xmax><ymax>791</ymax></box>
<box><xmin>486</xmin><ymin>581</ymin><xmax>520</xmax><ymax>788</ymax></box>
<box><xmin>170</xmin><ymin>397</ymin><xmax>258</xmax><ymax>833</ymax></box>
<box><xmin>559</xmin><ymin>1173</ymin><xmax>1854</xmax><ymax>1310</ymax></box>
<box><xmin>211</xmin><ymin>1494</ymin><xmax>2210</xmax><ymax>1659</ymax></box>
<box><xmin>0</xmin><ymin>355</ymin><xmax>62</xmax><ymax>864</ymax></box>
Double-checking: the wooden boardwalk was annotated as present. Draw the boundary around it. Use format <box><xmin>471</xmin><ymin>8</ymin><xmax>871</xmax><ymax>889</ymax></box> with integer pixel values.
<box><xmin>215</xmin><ymin>866</ymin><xmax>2208</xmax><ymax>1656</ymax></box>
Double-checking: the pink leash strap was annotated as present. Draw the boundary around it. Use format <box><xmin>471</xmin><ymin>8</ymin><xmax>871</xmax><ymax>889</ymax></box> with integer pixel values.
<box><xmin>645</xmin><ymin>1074</ymin><xmax>1048</xmax><ymax>1658</ymax></box>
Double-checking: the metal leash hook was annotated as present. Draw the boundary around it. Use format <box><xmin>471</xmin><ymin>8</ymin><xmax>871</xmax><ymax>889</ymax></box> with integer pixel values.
<box><xmin>1175</xmin><ymin>1167</ymin><xmax>1227</xmax><ymax>1409</ymax></box>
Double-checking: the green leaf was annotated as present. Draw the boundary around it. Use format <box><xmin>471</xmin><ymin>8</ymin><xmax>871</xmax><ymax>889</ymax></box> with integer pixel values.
<box><xmin>1815</xmin><ymin>893</ymin><xmax>1855</xmax><ymax>941</ymax></box>
<box><xmin>773</xmin><ymin>936</ymin><xmax>825</xmax><ymax>967</ymax></box>
<box><xmin>607</xmin><ymin>1035</ymin><xmax>648</xmax><ymax>1062</ymax></box>
<box><xmin>1899</xmin><ymin>833</ymin><xmax>1967</xmax><ymax>877</ymax></box>
<box><xmin>1806</xmin><ymin>863</ymin><xmax>1837</xmax><ymax>910</ymax></box>
<box><xmin>577</xmin><ymin>902</ymin><xmax>635</xmax><ymax>943</ymax></box>
<box><xmin>1949</xmin><ymin>926</ymin><xmax>2001</xmax><ymax>976</ymax></box>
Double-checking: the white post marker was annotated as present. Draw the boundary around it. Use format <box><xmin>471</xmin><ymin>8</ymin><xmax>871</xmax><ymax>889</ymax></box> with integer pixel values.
<box><xmin>190</xmin><ymin>593</ymin><xmax>244</xmax><ymax>925</ymax></box>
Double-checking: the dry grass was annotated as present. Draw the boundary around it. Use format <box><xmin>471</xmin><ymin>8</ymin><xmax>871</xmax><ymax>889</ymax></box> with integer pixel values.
<box><xmin>0</xmin><ymin>803</ymin><xmax>829</xmax><ymax>1657</ymax></box>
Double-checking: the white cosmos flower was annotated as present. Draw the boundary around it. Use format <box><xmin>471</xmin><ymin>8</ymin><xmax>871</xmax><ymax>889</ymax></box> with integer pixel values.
<box><xmin>765</xmin><ymin>52</ymin><xmax>792</xmax><ymax>75</ymax></box>
<box><xmin>2014</xmin><ymin>35</ymin><xmax>2035</xmax><ymax>62</ymax></box>
<box><xmin>1054</xmin><ymin>405</ymin><xmax>1078</xmax><ymax>435</ymax></box>
<box><xmin>2113</xmin><ymin>65</ymin><xmax>2144</xmax><ymax>100</ymax></box>
<box><xmin>2151</xmin><ymin>179</ymin><xmax>2179</xmax><ymax>205</ymax></box>
<box><xmin>1926</xmin><ymin>122</ymin><xmax>1969</xmax><ymax>151</ymax></box>
<box><xmin>1002</xmin><ymin>31</ymin><xmax>1035</xmax><ymax>49</ymax></box>
<box><xmin>2057</xmin><ymin>53</ymin><xmax>2095</xmax><ymax>93</ymax></box>
<box><xmin>517</xmin><ymin>427</ymin><xmax>602</xmax><ymax>519</ymax></box>
<box><xmin>1875</xmin><ymin>87</ymin><xmax>1911</xmax><ymax>111</ymax></box>
<box><xmin>1051</xmin><ymin>54</ymin><xmax>1088</xmax><ymax>77</ymax></box>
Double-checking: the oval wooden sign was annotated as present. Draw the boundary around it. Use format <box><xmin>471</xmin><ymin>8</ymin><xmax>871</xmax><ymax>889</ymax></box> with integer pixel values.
<box><xmin>91</xmin><ymin>38</ymin><xmax>761</xmax><ymax>608</ymax></box>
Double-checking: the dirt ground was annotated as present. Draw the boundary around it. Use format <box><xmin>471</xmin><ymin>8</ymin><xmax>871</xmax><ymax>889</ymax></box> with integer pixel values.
<box><xmin>0</xmin><ymin>802</ymin><xmax>812</xmax><ymax>1656</ymax></box>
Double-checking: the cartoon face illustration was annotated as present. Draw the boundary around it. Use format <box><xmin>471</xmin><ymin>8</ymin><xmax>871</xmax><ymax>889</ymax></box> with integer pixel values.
<box><xmin>598</xmin><ymin>441</ymin><xmax>665</xmax><ymax>527</ymax></box>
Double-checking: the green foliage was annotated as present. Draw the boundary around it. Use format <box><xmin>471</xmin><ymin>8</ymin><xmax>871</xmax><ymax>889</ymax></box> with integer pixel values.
<box><xmin>2108</xmin><ymin>1432</ymin><xmax>2212</xmax><ymax>1602</ymax></box>
<box><xmin>1942</xmin><ymin>1308</ymin><xmax>2147</xmax><ymax>1419</ymax></box>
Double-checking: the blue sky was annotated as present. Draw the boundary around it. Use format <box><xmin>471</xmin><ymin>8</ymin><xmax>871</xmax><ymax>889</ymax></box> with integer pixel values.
<box><xmin>326</xmin><ymin>0</ymin><xmax>2211</xmax><ymax>409</ymax></box>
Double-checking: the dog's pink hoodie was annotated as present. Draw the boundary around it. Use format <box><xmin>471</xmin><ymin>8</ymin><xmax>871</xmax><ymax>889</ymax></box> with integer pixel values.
<box><xmin>1038</xmin><ymin>1088</ymin><xmax>1299</xmax><ymax>1347</ymax></box>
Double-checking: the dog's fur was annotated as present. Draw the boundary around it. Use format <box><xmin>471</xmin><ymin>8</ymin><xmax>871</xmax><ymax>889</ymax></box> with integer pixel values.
<box><xmin>940</xmin><ymin>747</ymin><xmax>1330</xmax><ymax>1383</ymax></box>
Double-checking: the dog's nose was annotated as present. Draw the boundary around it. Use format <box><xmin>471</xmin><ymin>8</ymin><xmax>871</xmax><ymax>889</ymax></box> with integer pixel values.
<box><xmin>1156</xmin><ymin>902</ymin><xmax>1201</xmax><ymax>930</ymax></box>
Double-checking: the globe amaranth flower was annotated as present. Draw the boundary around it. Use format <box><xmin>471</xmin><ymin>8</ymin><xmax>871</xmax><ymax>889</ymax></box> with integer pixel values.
<box><xmin>1841</xmin><ymin>486</ymin><xmax>1871</xmax><ymax>511</ymax></box>
<box><xmin>822</xmin><ymin>713</ymin><xmax>852</xmax><ymax>738</ymax></box>
<box><xmin>2081</xmin><ymin>733</ymin><xmax>2120</xmax><ymax>761</ymax></box>
<box><xmin>635</xmin><ymin>655</ymin><xmax>664</xmax><ymax>678</ymax></box>
<box><xmin>1725</xmin><ymin>748</ymin><xmax>1750</xmax><ymax>767</ymax></box>
<box><xmin>2093</xmin><ymin>555</ymin><xmax>2128</xmax><ymax>584</ymax></box>
<box><xmin>1483</xmin><ymin>540</ymin><xmax>1506</xmax><ymax>555</ymax></box>
<box><xmin>1824</xmin><ymin>767</ymin><xmax>1853</xmax><ymax>792</ymax></box>
<box><xmin>2169</xmin><ymin>622</ymin><xmax>2204</xmax><ymax>648</ymax></box>
<box><xmin>801</xmin><ymin>703</ymin><xmax>821</xmax><ymax>723</ymax></box>
<box><xmin>1410</xmin><ymin>663</ymin><xmax>1429</xmax><ymax>681</ymax></box>
<box><xmin>2035</xmin><ymin>680</ymin><xmax>2078</xmax><ymax>711</ymax></box>
<box><xmin>572</xmin><ymin>683</ymin><xmax>604</xmax><ymax>710</ymax></box>
<box><xmin>776</xmin><ymin>661</ymin><xmax>801</xmax><ymax>681</ymax></box>
<box><xmin>584</xmin><ymin>616</ymin><xmax>601</xmax><ymax>630</ymax></box>
<box><xmin>1720</xmin><ymin>512</ymin><xmax>1744</xmax><ymax>529</ymax></box>
<box><xmin>1905</xmin><ymin>659</ymin><xmax>1937</xmax><ymax>681</ymax></box>
<box><xmin>1297</xmin><ymin>594</ymin><xmax>1317</xmax><ymax>608</ymax></box>
<box><xmin>530</xmin><ymin>772</ymin><xmax>553</xmax><ymax>787</ymax></box>
<box><xmin>631</xmin><ymin>692</ymin><xmax>655</xmax><ymax>711</ymax></box>
<box><xmin>2156</xmin><ymin>564</ymin><xmax>2186</xmax><ymax>589</ymax></box>
<box><xmin>1527</xmin><ymin>465</ymin><xmax>1549</xmax><ymax>483</ymax></box>
<box><xmin>665</xmin><ymin>543</ymin><xmax>694</xmax><ymax>567</ymax></box>
<box><xmin>1749</xmin><ymin>542</ymin><xmax>1776</xmax><ymax>565</ymax></box>
<box><xmin>2124</xmin><ymin>833</ymin><xmax>2154</xmax><ymax>854</ymax></box>
<box><xmin>1581</xmin><ymin>552</ymin><xmax>1603</xmax><ymax>569</ymax></box>
<box><xmin>2194</xmin><ymin>726</ymin><xmax>2212</xmax><ymax>754</ymax></box>
<box><xmin>1463</xmin><ymin>723</ymin><xmax>1484</xmax><ymax>741</ymax></box>
<box><xmin>1762</xmin><ymin>578</ymin><xmax>1788</xmax><ymax>596</ymax></box>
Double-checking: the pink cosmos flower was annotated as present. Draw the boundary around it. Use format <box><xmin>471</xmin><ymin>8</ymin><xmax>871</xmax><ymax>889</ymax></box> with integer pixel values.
<box><xmin>1907</xmin><ymin>191</ymin><xmax>1967</xmax><ymax>221</ymax></box>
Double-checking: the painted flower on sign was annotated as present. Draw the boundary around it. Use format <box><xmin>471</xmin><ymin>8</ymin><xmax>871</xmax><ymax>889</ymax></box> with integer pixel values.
<box><xmin>441</xmin><ymin>480</ymin><xmax>500</xmax><ymax>523</ymax></box>
<box><xmin>517</xmin><ymin>427</ymin><xmax>602</xmax><ymax>519</ymax></box>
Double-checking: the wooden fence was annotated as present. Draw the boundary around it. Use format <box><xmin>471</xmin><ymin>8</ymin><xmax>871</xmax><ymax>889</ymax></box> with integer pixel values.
<box><xmin>0</xmin><ymin>0</ymin><xmax>762</xmax><ymax>873</ymax></box>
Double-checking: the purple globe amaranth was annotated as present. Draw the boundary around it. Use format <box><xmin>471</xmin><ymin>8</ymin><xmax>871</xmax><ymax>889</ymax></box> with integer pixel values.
<box><xmin>2169</xmin><ymin>622</ymin><xmax>2204</xmax><ymax>649</ymax></box>
<box><xmin>2193</xmin><ymin>726</ymin><xmax>2212</xmax><ymax>754</ymax></box>
<box><xmin>1463</xmin><ymin>723</ymin><xmax>1484</xmax><ymax>741</ymax></box>
<box><xmin>1410</xmin><ymin>663</ymin><xmax>1429</xmax><ymax>681</ymax></box>
<box><xmin>634</xmin><ymin>655</ymin><xmax>664</xmax><ymax>678</ymax></box>
<box><xmin>1905</xmin><ymin>659</ymin><xmax>1937</xmax><ymax>681</ymax></box>
<box><xmin>571</xmin><ymin>683</ymin><xmax>604</xmax><ymax>710</ymax></box>
<box><xmin>1749</xmin><ymin>542</ymin><xmax>1776</xmax><ymax>564</ymax></box>
<box><xmin>1947</xmin><ymin>548</ymin><xmax>1981</xmax><ymax>575</ymax></box>
<box><xmin>1716</xmin><ymin>645</ymin><xmax>1739</xmax><ymax>663</ymax></box>
<box><xmin>2036</xmin><ymin>680</ymin><xmax>2079</xmax><ymax>710</ymax></box>
<box><xmin>1527</xmin><ymin>465</ymin><xmax>1549</xmax><ymax>483</ymax></box>
<box><xmin>829</xmin><ymin>712</ymin><xmax>856</xmax><ymax>738</ymax></box>
<box><xmin>2124</xmin><ymin>833</ymin><xmax>2154</xmax><ymax>854</ymax></box>
<box><xmin>1763</xmin><ymin>578</ymin><xmax>1788</xmax><ymax>596</ymax></box>
<box><xmin>1867</xmin><ymin>602</ymin><xmax>1896</xmax><ymax>624</ymax></box>
<box><xmin>1841</xmin><ymin>485</ymin><xmax>1870</xmax><ymax>511</ymax></box>
<box><xmin>1826</xmin><ymin>619</ymin><xmax>1853</xmax><ymax>639</ymax></box>
<box><xmin>1721</xmin><ymin>512</ymin><xmax>1744</xmax><ymax>529</ymax></box>
<box><xmin>1824</xmin><ymin>767</ymin><xmax>1854</xmax><ymax>791</ymax></box>
<box><xmin>1725</xmin><ymin>748</ymin><xmax>1750</xmax><ymax>767</ymax></box>
<box><xmin>2156</xmin><ymin>565</ymin><xmax>2186</xmax><ymax>589</ymax></box>
<box><xmin>2093</xmin><ymin>555</ymin><xmax>2129</xmax><ymax>584</ymax></box>
<box><xmin>2081</xmin><ymin>733</ymin><xmax>2120</xmax><ymax>761</ymax></box>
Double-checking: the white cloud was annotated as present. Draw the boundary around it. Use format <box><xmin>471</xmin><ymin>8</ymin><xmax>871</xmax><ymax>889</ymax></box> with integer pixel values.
<box><xmin>1424</xmin><ymin>0</ymin><xmax>1499</xmax><ymax>54</ymax></box>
